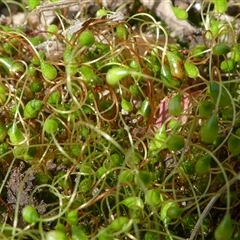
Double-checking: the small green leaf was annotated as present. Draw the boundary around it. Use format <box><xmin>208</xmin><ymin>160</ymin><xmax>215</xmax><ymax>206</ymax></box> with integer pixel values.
<box><xmin>35</xmin><ymin>172</ymin><xmax>51</xmax><ymax>185</ymax></box>
<box><xmin>231</xmin><ymin>44</ymin><xmax>240</xmax><ymax>62</ymax></box>
<box><xmin>144</xmin><ymin>232</ymin><xmax>157</xmax><ymax>240</ymax></box>
<box><xmin>23</xmin><ymin>146</ymin><xmax>37</xmax><ymax>161</ymax></box>
<box><xmin>30</xmin><ymin>80</ymin><xmax>43</xmax><ymax>93</ymax></box>
<box><xmin>13</xmin><ymin>144</ymin><xmax>29</xmax><ymax>158</ymax></box>
<box><xmin>110</xmin><ymin>153</ymin><xmax>124</xmax><ymax>166</ymax></box>
<box><xmin>168</xmin><ymin>119</ymin><xmax>181</xmax><ymax>131</ymax></box>
<box><xmin>0</xmin><ymin>142</ymin><xmax>8</xmax><ymax>155</ymax></box>
<box><xmin>55</xmin><ymin>223</ymin><xmax>66</xmax><ymax>234</ymax></box>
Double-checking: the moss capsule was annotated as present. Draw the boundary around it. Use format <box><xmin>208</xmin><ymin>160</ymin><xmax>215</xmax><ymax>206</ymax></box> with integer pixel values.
<box><xmin>166</xmin><ymin>206</ymin><xmax>184</xmax><ymax>219</ymax></box>
<box><xmin>199</xmin><ymin>100</ymin><xmax>214</xmax><ymax>118</ymax></box>
<box><xmin>145</xmin><ymin>189</ymin><xmax>161</xmax><ymax>206</ymax></box>
<box><xmin>47</xmin><ymin>24</ymin><xmax>58</xmax><ymax>35</ymax></box>
<box><xmin>167</xmin><ymin>134</ymin><xmax>185</xmax><ymax>151</ymax></box>
<box><xmin>44</xmin><ymin>119</ymin><xmax>59</xmax><ymax>134</ymax></box>
<box><xmin>109</xmin><ymin>217</ymin><xmax>131</xmax><ymax>232</ymax></box>
<box><xmin>46</xmin><ymin>230</ymin><xmax>68</xmax><ymax>240</ymax></box>
<box><xmin>168</xmin><ymin>94</ymin><xmax>182</xmax><ymax>117</ymax></box>
<box><xmin>24</xmin><ymin>99</ymin><xmax>43</xmax><ymax>119</ymax></box>
<box><xmin>116</xmin><ymin>24</ymin><xmax>129</xmax><ymax>40</ymax></box>
<box><xmin>106</xmin><ymin>67</ymin><xmax>129</xmax><ymax>85</ymax></box>
<box><xmin>8</xmin><ymin>124</ymin><xmax>25</xmax><ymax>144</ymax></box>
<box><xmin>212</xmin><ymin>43</ymin><xmax>230</xmax><ymax>55</ymax></box>
<box><xmin>220</xmin><ymin>59</ymin><xmax>236</xmax><ymax>72</ymax></box>
<box><xmin>201</xmin><ymin>113</ymin><xmax>219</xmax><ymax>144</ymax></box>
<box><xmin>166</xmin><ymin>51</ymin><xmax>185</xmax><ymax>80</ymax></box>
<box><xmin>96</xmin><ymin>8</ymin><xmax>108</xmax><ymax>17</ymax></box>
<box><xmin>30</xmin><ymin>80</ymin><xmax>43</xmax><ymax>93</ymax></box>
<box><xmin>40</xmin><ymin>61</ymin><xmax>57</xmax><ymax>81</ymax></box>
<box><xmin>79</xmin><ymin>31</ymin><xmax>95</xmax><ymax>47</ymax></box>
<box><xmin>160</xmin><ymin>200</ymin><xmax>179</xmax><ymax>225</ymax></box>
<box><xmin>184</xmin><ymin>61</ymin><xmax>199</xmax><ymax>78</ymax></box>
<box><xmin>161</xmin><ymin>65</ymin><xmax>181</xmax><ymax>88</ymax></box>
<box><xmin>214</xmin><ymin>212</ymin><xmax>233</xmax><ymax>240</ymax></box>
<box><xmin>172</xmin><ymin>6</ymin><xmax>188</xmax><ymax>20</ymax></box>
<box><xmin>66</xmin><ymin>210</ymin><xmax>78</xmax><ymax>226</ymax></box>
<box><xmin>209</xmin><ymin>81</ymin><xmax>231</xmax><ymax>107</ymax></box>
<box><xmin>22</xmin><ymin>205</ymin><xmax>39</xmax><ymax>223</ymax></box>
<box><xmin>137</xmin><ymin>98</ymin><xmax>151</xmax><ymax>121</ymax></box>
<box><xmin>195</xmin><ymin>155</ymin><xmax>211</xmax><ymax>175</ymax></box>
<box><xmin>121</xmin><ymin>98</ymin><xmax>133</xmax><ymax>112</ymax></box>
<box><xmin>71</xmin><ymin>225</ymin><xmax>88</xmax><ymax>240</ymax></box>
<box><xmin>28</xmin><ymin>0</ymin><xmax>40</xmax><ymax>10</ymax></box>
<box><xmin>213</xmin><ymin>0</ymin><xmax>227</xmax><ymax>14</ymax></box>
<box><xmin>227</xmin><ymin>130</ymin><xmax>240</xmax><ymax>156</ymax></box>
<box><xmin>0</xmin><ymin>58</ymin><xmax>25</xmax><ymax>79</ymax></box>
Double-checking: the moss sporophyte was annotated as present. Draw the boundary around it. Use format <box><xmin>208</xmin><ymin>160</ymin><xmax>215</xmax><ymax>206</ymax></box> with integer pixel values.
<box><xmin>1</xmin><ymin>0</ymin><xmax>239</xmax><ymax>239</ymax></box>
